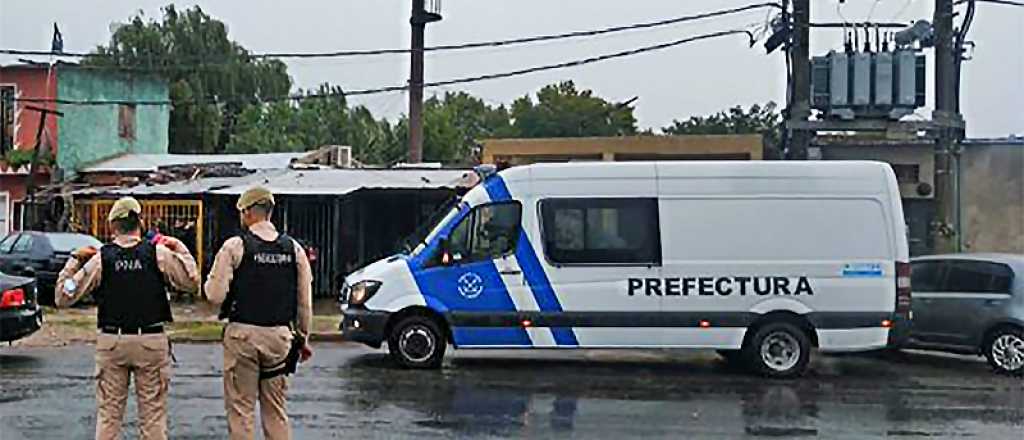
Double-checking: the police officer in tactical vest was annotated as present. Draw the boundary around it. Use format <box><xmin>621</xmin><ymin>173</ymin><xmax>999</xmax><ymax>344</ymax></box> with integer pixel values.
<box><xmin>206</xmin><ymin>186</ymin><xmax>313</xmax><ymax>440</ymax></box>
<box><xmin>56</xmin><ymin>197</ymin><xmax>200</xmax><ymax>440</ymax></box>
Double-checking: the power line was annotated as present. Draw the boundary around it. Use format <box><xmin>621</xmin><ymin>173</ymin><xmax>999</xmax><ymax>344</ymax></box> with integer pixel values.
<box><xmin>13</xmin><ymin>29</ymin><xmax>755</xmax><ymax>107</ymax></box>
<box><xmin>0</xmin><ymin>2</ymin><xmax>779</xmax><ymax>64</ymax></box>
<box><xmin>955</xmin><ymin>0</ymin><xmax>1024</xmax><ymax>6</ymax></box>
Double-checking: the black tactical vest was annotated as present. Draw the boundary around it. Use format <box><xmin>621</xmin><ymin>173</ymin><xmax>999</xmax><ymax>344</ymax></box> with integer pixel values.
<box><xmin>225</xmin><ymin>232</ymin><xmax>298</xmax><ymax>327</ymax></box>
<box><xmin>95</xmin><ymin>241</ymin><xmax>173</xmax><ymax>328</ymax></box>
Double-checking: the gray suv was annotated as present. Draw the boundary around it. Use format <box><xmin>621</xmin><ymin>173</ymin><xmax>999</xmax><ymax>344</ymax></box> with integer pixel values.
<box><xmin>907</xmin><ymin>253</ymin><xmax>1024</xmax><ymax>375</ymax></box>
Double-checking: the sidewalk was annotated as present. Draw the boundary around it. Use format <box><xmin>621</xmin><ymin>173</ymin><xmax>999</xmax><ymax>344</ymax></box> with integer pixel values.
<box><xmin>14</xmin><ymin>299</ymin><xmax>343</xmax><ymax>347</ymax></box>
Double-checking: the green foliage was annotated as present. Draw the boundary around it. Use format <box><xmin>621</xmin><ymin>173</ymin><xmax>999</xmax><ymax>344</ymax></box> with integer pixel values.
<box><xmin>510</xmin><ymin>81</ymin><xmax>637</xmax><ymax>138</ymax></box>
<box><xmin>85</xmin><ymin>5</ymin><xmax>291</xmax><ymax>153</ymax></box>
<box><xmin>392</xmin><ymin>91</ymin><xmax>514</xmax><ymax>165</ymax></box>
<box><xmin>3</xmin><ymin>148</ymin><xmax>54</xmax><ymax>168</ymax></box>
<box><xmin>229</xmin><ymin>82</ymin><xmax>645</xmax><ymax>165</ymax></box>
<box><xmin>226</xmin><ymin>84</ymin><xmax>402</xmax><ymax>164</ymax></box>
<box><xmin>662</xmin><ymin>102</ymin><xmax>780</xmax><ymax>138</ymax></box>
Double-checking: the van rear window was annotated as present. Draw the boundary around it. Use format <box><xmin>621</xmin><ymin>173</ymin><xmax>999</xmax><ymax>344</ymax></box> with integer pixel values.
<box><xmin>540</xmin><ymin>198</ymin><xmax>661</xmax><ymax>265</ymax></box>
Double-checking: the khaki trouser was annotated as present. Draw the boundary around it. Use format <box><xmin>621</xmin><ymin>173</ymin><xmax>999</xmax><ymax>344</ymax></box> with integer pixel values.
<box><xmin>223</xmin><ymin>323</ymin><xmax>293</xmax><ymax>440</ymax></box>
<box><xmin>94</xmin><ymin>332</ymin><xmax>171</xmax><ymax>440</ymax></box>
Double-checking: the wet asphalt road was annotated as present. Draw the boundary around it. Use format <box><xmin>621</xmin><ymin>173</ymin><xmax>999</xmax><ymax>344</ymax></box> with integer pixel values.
<box><xmin>1</xmin><ymin>343</ymin><xmax>1022</xmax><ymax>439</ymax></box>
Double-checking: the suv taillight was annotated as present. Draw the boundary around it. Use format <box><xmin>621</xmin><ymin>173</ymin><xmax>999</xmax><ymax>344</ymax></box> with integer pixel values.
<box><xmin>896</xmin><ymin>261</ymin><xmax>912</xmax><ymax>313</ymax></box>
<box><xmin>0</xmin><ymin>288</ymin><xmax>26</xmax><ymax>309</ymax></box>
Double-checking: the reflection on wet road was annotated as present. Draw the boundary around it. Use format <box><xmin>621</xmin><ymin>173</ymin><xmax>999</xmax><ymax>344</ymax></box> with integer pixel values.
<box><xmin>1</xmin><ymin>344</ymin><xmax>1021</xmax><ymax>439</ymax></box>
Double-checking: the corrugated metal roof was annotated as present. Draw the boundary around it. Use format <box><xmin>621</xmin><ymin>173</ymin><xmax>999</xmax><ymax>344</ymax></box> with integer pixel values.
<box><xmin>73</xmin><ymin>171</ymin><xmax>284</xmax><ymax>197</ymax></box>
<box><xmin>81</xmin><ymin>153</ymin><xmax>306</xmax><ymax>173</ymax></box>
<box><xmin>74</xmin><ymin>168</ymin><xmax>474</xmax><ymax>197</ymax></box>
<box><xmin>211</xmin><ymin>168</ymin><xmax>475</xmax><ymax>195</ymax></box>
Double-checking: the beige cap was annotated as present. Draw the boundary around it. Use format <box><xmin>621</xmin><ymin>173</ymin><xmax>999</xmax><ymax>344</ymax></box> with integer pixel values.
<box><xmin>236</xmin><ymin>186</ymin><xmax>275</xmax><ymax>211</ymax></box>
<box><xmin>107</xmin><ymin>197</ymin><xmax>142</xmax><ymax>221</ymax></box>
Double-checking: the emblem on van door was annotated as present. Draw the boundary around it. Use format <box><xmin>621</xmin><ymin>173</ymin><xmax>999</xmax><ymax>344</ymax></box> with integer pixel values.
<box><xmin>457</xmin><ymin>272</ymin><xmax>485</xmax><ymax>299</ymax></box>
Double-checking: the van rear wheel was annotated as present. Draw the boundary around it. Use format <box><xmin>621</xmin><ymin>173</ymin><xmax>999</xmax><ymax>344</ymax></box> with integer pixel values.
<box><xmin>984</xmin><ymin>327</ymin><xmax>1024</xmax><ymax>376</ymax></box>
<box><xmin>388</xmin><ymin>316</ymin><xmax>446</xmax><ymax>369</ymax></box>
<box><xmin>744</xmin><ymin>321</ymin><xmax>811</xmax><ymax>378</ymax></box>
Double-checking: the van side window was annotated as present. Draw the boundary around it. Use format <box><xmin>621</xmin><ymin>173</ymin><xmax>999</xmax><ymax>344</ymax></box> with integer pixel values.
<box><xmin>540</xmin><ymin>198</ymin><xmax>661</xmax><ymax>265</ymax></box>
<box><xmin>911</xmin><ymin>261</ymin><xmax>946</xmax><ymax>292</ymax></box>
<box><xmin>942</xmin><ymin>260</ymin><xmax>1014</xmax><ymax>294</ymax></box>
<box><xmin>446</xmin><ymin>202</ymin><xmax>521</xmax><ymax>264</ymax></box>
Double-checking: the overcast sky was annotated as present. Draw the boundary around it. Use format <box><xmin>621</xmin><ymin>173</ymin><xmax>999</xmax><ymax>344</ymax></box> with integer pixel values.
<box><xmin>1</xmin><ymin>0</ymin><xmax>1021</xmax><ymax>137</ymax></box>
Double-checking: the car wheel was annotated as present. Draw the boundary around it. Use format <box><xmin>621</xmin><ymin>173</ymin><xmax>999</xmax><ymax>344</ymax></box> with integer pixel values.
<box><xmin>387</xmin><ymin>315</ymin><xmax>446</xmax><ymax>369</ymax></box>
<box><xmin>744</xmin><ymin>321</ymin><xmax>812</xmax><ymax>378</ymax></box>
<box><xmin>984</xmin><ymin>327</ymin><xmax>1024</xmax><ymax>376</ymax></box>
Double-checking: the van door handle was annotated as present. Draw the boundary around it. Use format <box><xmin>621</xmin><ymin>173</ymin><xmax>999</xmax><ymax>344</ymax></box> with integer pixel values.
<box><xmin>499</xmin><ymin>269</ymin><xmax>521</xmax><ymax>275</ymax></box>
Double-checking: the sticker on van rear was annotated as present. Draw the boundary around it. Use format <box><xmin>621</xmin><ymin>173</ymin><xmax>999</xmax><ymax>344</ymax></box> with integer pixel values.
<box><xmin>841</xmin><ymin>263</ymin><xmax>884</xmax><ymax>277</ymax></box>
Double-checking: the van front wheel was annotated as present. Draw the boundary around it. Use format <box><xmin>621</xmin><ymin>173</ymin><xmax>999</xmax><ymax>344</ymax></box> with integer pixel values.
<box><xmin>744</xmin><ymin>322</ymin><xmax>811</xmax><ymax>378</ymax></box>
<box><xmin>388</xmin><ymin>316</ymin><xmax>446</xmax><ymax>369</ymax></box>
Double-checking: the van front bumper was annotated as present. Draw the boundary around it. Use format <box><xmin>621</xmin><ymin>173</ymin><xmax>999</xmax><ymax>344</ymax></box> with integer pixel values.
<box><xmin>339</xmin><ymin>306</ymin><xmax>390</xmax><ymax>348</ymax></box>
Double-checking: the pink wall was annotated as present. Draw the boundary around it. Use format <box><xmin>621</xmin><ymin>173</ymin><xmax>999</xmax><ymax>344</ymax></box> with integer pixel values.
<box><xmin>0</xmin><ymin>66</ymin><xmax>59</xmax><ymax>153</ymax></box>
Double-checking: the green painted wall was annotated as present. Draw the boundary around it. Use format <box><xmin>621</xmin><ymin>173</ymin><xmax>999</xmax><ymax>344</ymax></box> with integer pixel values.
<box><xmin>57</xmin><ymin>69</ymin><xmax>169</xmax><ymax>176</ymax></box>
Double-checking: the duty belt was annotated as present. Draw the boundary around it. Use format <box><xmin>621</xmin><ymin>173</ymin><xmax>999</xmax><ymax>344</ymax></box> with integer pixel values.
<box><xmin>259</xmin><ymin>332</ymin><xmax>303</xmax><ymax>380</ymax></box>
<box><xmin>100</xmin><ymin>324</ymin><xmax>164</xmax><ymax>335</ymax></box>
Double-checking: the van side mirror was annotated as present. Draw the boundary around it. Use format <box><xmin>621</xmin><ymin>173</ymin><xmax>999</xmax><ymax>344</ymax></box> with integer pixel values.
<box><xmin>439</xmin><ymin>238</ymin><xmax>453</xmax><ymax>266</ymax></box>
<box><xmin>439</xmin><ymin>238</ymin><xmax>462</xmax><ymax>266</ymax></box>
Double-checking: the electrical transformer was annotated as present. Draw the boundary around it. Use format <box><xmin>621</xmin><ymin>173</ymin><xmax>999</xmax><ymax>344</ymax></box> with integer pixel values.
<box><xmin>811</xmin><ymin>49</ymin><xmax>926</xmax><ymax>120</ymax></box>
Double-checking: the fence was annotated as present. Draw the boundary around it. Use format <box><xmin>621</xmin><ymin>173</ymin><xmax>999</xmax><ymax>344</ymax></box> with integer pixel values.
<box><xmin>73</xmin><ymin>199</ymin><xmax>205</xmax><ymax>267</ymax></box>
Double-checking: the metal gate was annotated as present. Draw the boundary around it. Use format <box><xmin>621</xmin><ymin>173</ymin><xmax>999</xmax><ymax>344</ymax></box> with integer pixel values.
<box><xmin>73</xmin><ymin>199</ymin><xmax>205</xmax><ymax>266</ymax></box>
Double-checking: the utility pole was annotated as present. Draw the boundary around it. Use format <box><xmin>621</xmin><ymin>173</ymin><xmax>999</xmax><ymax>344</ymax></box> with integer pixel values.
<box><xmin>408</xmin><ymin>0</ymin><xmax>442</xmax><ymax>164</ymax></box>
<box><xmin>788</xmin><ymin>0</ymin><xmax>811</xmax><ymax>160</ymax></box>
<box><xmin>933</xmin><ymin>0</ymin><xmax>961</xmax><ymax>253</ymax></box>
<box><xmin>22</xmin><ymin>105</ymin><xmax>63</xmax><ymax>230</ymax></box>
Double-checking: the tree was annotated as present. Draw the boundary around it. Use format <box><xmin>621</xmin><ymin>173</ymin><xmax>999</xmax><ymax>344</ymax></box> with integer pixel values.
<box><xmin>662</xmin><ymin>102</ymin><xmax>780</xmax><ymax>140</ymax></box>
<box><xmin>391</xmin><ymin>91</ymin><xmax>513</xmax><ymax>165</ymax></box>
<box><xmin>226</xmin><ymin>84</ymin><xmax>402</xmax><ymax>164</ymax></box>
<box><xmin>509</xmin><ymin>81</ymin><xmax>637</xmax><ymax>138</ymax></box>
<box><xmin>85</xmin><ymin>5</ymin><xmax>292</xmax><ymax>153</ymax></box>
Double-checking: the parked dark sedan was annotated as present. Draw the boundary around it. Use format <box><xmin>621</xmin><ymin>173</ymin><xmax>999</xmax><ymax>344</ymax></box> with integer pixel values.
<box><xmin>0</xmin><ymin>270</ymin><xmax>41</xmax><ymax>343</ymax></box>
<box><xmin>0</xmin><ymin>232</ymin><xmax>102</xmax><ymax>305</ymax></box>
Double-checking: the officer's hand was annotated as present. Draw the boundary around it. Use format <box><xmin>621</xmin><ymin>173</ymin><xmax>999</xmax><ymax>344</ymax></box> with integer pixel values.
<box><xmin>73</xmin><ymin>246</ymin><xmax>98</xmax><ymax>262</ymax></box>
<box><xmin>299</xmin><ymin>344</ymin><xmax>313</xmax><ymax>363</ymax></box>
<box><xmin>157</xmin><ymin>236</ymin><xmax>185</xmax><ymax>253</ymax></box>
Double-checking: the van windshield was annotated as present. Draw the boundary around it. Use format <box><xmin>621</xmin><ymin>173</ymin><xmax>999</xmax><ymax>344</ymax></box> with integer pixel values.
<box><xmin>412</xmin><ymin>203</ymin><xmax>462</xmax><ymax>256</ymax></box>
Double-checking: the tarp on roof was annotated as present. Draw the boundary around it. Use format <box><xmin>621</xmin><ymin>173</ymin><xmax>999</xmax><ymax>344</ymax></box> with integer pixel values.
<box><xmin>74</xmin><ymin>168</ymin><xmax>475</xmax><ymax>197</ymax></box>
<box><xmin>81</xmin><ymin>153</ymin><xmax>306</xmax><ymax>173</ymax></box>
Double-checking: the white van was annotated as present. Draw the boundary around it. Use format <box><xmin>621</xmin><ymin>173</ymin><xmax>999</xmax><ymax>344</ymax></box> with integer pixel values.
<box><xmin>340</xmin><ymin>161</ymin><xmax>912</xmax><ymax>377</ymax></box>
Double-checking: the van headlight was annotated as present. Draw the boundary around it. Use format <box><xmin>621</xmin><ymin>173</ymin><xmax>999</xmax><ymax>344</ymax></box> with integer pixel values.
<box><xmin>348</xmin><ymin>280</ymin><xmax>382</xmax><ymax>305</ymax></box>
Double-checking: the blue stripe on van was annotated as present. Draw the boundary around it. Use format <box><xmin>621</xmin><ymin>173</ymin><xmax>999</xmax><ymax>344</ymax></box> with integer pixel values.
<box><xmin>485</xmin><ymin>176</ymin><xmax>579</xmax><ymax>347</ymax></box>
<box><xmin>407</xmin><ymin>202</ymin><xmax>531</xmax><ymax>347</ymax></box>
